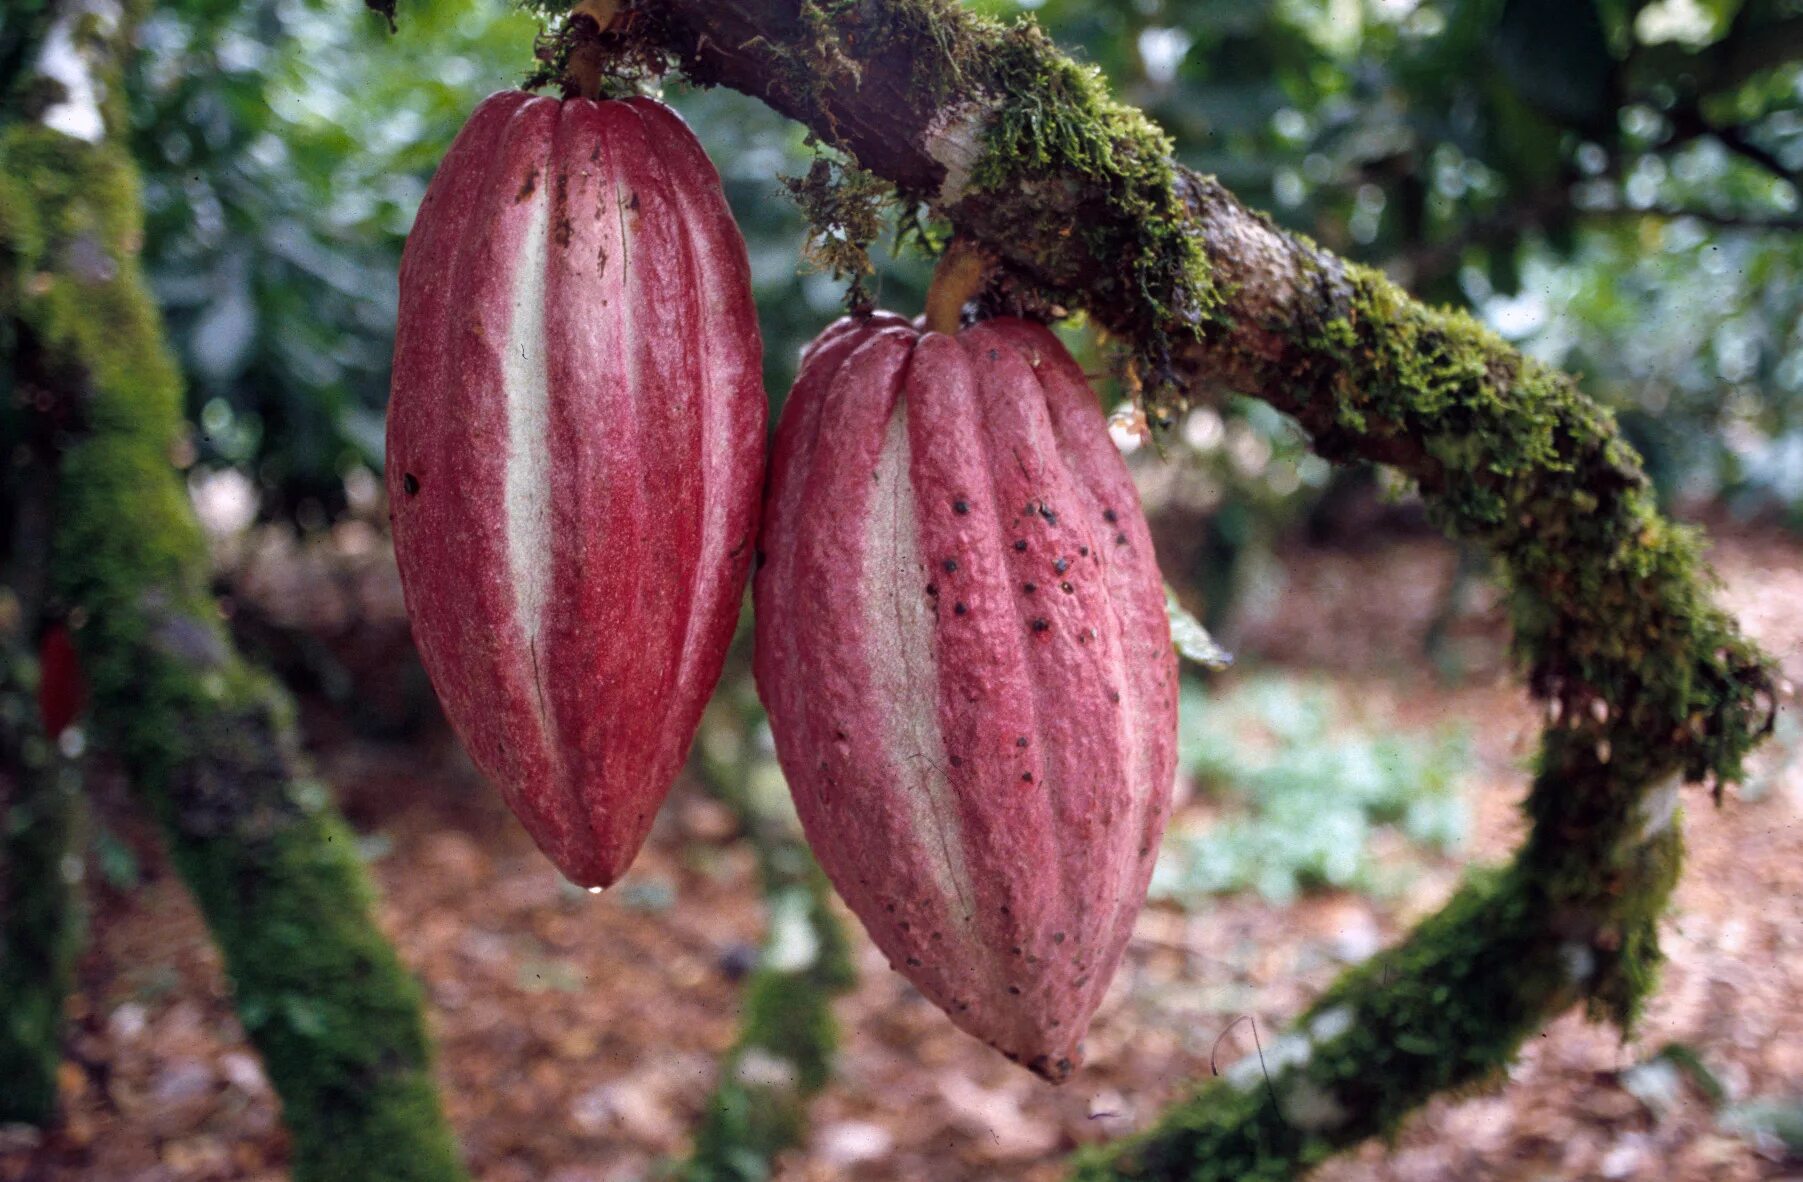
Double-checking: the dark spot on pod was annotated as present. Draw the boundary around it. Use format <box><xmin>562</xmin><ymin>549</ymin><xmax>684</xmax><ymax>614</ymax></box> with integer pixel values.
<box><xmin>1000</xmin><ymin>904</ymin><xmax>1011</xmax><ymax>915</ymax></box>
<box><xmin>1079</xmin><ymin>546</ymin><xmax>1089</xmax><ymax>557</ymax></box>
<box><xmin>516</xmin><ymin>170</ymin><xmax>538</xmax><ymax>201</ymax></box>
<box><xmin>1074</xmin><ymin>974</ymin><xmax>1090</xmax><ymax>987</ymax></box>
<box><xmin>1053</xmin><ymin>932</ymin><xmax>1066</xmax><ymax>944</ymax></box>
<box><xmin>954</xmin><ymin>1000</ymin><xmax>969</xmax><ymax>1012</ymax></box>
<box><xmin>1054</xmin><ymin>557</ymin><xmax>1070</xmax><ymax>574</ymax></box>
<box><xmin>932</xmin><ymin>931</ymin><xmax>943</xmax><ymax>941</ymax></box>
<box><xmin>1039</xmin><ymin>505</ymin><xmax>1059</xmax><ymax>525</ymax></box>
<box><xmin>627</xmin><ymin>191</ymin><xmax>640</xmax><ymax>211</ymax></box>
<box><xmin>834</xmin><ymin>729</ymin><xmax>847</xmax><ymax>741</ymax></box>
<box><xmin>950</xmin><ymin>755</ymin><xmax>963</xmax><ymax>768</ymax></box>
<box><xmin>943</xmin><ymin>558</ymin><xmax>958</xmax><ymax>573</ymax></box>
<box><xmin>1061</xmin><ymin>582</ymin><xmax>1074</xmax><ymax>594</ymax></box>
<box><xmin>1115</xmin><ymin>532</ymin><xmax>1129</xmax><ymax>545</ymax></box>
<box><xmin>953</xmin><ymin>498</ymin><xmax>970</xmax><ymax>514</ymax></box>
<box><xmin>1013</xmin><ymin>539</ymin><xmax>1028</xmax><ymax>552</ymax></box>
<box><xmin>1016</xmin><ymin>737</ymin><xmax>1029</xmax><ymax>748</ymax></box>
<box><xmin>402</xmin><ymin>473</ymin><xmax>420</xmax><ymax>496</ymax></box>
<box><xmin>954</xmin><ymin>601</ymin><xmax>968</xmax><ymax>616</ymax></box>
<box><xmin>906</xmin><ymin>956</ymin><xmax>921</xmax><ymax>967</ymax></box>
<box><xmin>988</xmin><ymin>349</ymin><xmax>1000</xmax><ymax>361</ymax></box>
<box><xmin>1140</xmin><ymin>845</ymin><xmax>1152</xmax><ymax>858</ymax></box>
<box><xmin>1109</xmin><ymin>690</ymin><xmax>1121</xmax><ymax>703</ymax></box>
<box><xmin>885</xmin><ymin>902</ymin><xmax>897</xmax><ymax>912</ymax></box>
<box><xmin>1057</xmin><ymin>1057</ymin><xmax>1072</xmax><ymax>1074</ymax></box>
<box><xmin>1008</xmin><ymin>986</ymin><xmax>1022</xmax><ymax>995</ymax></box>
<box><xmin>926</xmin><ymin>583</ymin><xmax>938</xmax><ymax>597</ymax></box>
<box><xmin>1011</xmin><ymin>946</ymin><xmax>1022</xmax><ymax>956</ymax></box>
<box><xmin>1031</xmin><ymin>618</ymin><xmax>1049</xmax><ymax>633</ymax></box>
<box><xmin>898</xmin><ymin>920</ymin><xmax>911</xmax><ymax>932</ymax></box>
<box><xmin>1023</xmin><ymin>582</ymin><xmax>1037</xmax><ymax>594</ymax></box>
<box><xmin>1050</xmin><ymin>1018</ymin><xmax>1062</xmax><ymax>1028</ymax></box>
<box><xmin>755</xmin><ymin>547</ymin><xmax>767</xmax><ymax>569</ymax></box>
<box><xmin>1103</xmin><ymin>508</ymin><xmax>1119</xmax><ymax>523</ymax></box>
<box><xmin>1022</xmin><ymin>501</ymin><xmax>1037</xmax><ymax>517</ymax></box>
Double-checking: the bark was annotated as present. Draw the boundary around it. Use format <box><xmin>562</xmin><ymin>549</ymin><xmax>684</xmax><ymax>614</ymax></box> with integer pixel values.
<box><xmin>1</xmin><ymin>2</ymin><xmax>466</xmax><ymax>1177</ymax></box>
<box><xmin>616</xmin><ymin>3</ymin><xmax>1777</xmax><ymax>1177</ymax></box>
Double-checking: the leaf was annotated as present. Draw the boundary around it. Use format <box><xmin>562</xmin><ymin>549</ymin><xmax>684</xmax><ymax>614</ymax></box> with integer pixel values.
<box><xmin>1165</xmin><ymin>585</ymin><xmax>1234</xmax><ymax>670</ymax></box>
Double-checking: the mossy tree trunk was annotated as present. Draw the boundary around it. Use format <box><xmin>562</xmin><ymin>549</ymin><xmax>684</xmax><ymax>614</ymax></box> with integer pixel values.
<box><xmin>561</xmin><ymin>2</ymin><xmax>1775</xmax><ymax>1178</ymax></box>
<box><xmin>1</xmin><ymin>3</ymin><xmax>466</xmax><ymax>1178</ymax></box>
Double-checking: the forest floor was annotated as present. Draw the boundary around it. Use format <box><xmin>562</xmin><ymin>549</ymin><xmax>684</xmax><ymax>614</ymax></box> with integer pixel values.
<box><xmin>3</xmin><ymin>518</ymin><xmax>1800</xmax><ymax>1182</ymax></box>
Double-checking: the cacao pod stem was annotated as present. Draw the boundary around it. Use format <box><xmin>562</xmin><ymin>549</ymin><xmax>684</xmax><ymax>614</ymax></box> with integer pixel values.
<box><xmin>565</xmin><ymin>0</ymin><xmax>621</xmax><ymax>100</ymax></box>
<box><xmin>923</xmin><ymin>238</ymin><xmax>991</xmax><ymax>335</ymax></box>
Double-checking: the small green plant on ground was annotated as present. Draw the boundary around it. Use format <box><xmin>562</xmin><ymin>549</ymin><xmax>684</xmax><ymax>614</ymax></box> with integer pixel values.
<box><xmin>1152</xmin><ymin>675</ymin><xmax>1472</xmax><ymax>905</ymax></box>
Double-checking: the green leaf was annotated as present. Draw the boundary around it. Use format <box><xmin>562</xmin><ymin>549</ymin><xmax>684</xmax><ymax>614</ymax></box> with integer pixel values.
<box><xmin>1165</xmin><ymin>585</ymin><xmax>1234</xmax><ymax>670</ymax></box>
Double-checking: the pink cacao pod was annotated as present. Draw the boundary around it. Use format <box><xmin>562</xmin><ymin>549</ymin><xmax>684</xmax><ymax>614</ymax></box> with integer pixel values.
<box><xmin>387</xmin><ymin>92</ymin><xmax>765</xmax><ymax>888</ymax></box>
<box><xmin>753</xmin><ymin>312</ymin><xmax>1179</xmax><ymax>1080</ymax></box>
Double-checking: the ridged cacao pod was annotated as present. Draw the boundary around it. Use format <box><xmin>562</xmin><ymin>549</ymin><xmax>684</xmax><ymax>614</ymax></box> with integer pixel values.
<box><xmin>387</xmin><ymin>92</ymin><xmax>765</xmax><ymax>888</ymax></box>
<box><xmin>754</xmin><ymin>313</ymin><xmax>1178</xmax><ymax>1080</ymax></box>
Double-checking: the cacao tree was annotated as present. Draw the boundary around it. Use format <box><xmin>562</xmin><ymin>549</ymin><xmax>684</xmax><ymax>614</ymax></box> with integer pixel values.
<box><xmin>0</xmin><ymin>0</ymin><xmax>1785</xmax><ymax>1177</ymax></box>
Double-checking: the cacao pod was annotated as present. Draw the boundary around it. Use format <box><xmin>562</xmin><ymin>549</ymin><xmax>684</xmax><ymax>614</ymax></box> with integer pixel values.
<box><xmin>754</xmin><ymin>313</ymin><xmax>1178</xmax><ymax>1080</ymax></box>
<box><xmin>387</xmin><ymin>92</ymin><xmax>765</xmax><ymax>888</ymax></box>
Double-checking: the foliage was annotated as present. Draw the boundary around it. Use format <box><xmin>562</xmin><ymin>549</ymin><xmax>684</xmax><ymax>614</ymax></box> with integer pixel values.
<box><xmin>128</xmin><ymin>0</ymin><xmax>536</xmax><ymax>515</ymax></box>
<box><xmin>1152</xmin><ymin>675</ymin><xmax>1470</xmax><ymax>905</ymax></box>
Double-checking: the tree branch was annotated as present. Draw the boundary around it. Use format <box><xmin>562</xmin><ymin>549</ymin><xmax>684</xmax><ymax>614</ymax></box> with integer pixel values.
<box><xmin>622</xmin><ymin>2</ymin><xmax>1776</xmax><ymax>1176</ymax></box>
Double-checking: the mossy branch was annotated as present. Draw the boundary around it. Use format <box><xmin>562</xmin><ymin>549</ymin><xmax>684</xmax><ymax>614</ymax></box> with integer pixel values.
<box><xmin>2</xmin><ymin>2</ymin><xmax>467</xmax><ymax>1177</ymax></box>
<box><xmin>611</xmin><ymin>1</ymin><xmax>1777</xmax><ymax>1176</ymax></box>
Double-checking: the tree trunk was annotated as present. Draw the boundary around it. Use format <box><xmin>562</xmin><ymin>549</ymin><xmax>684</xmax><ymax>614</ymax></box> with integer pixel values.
<box><xmin>1</xmin><ymin>2</ymin><xmax>466</xmax><ymax>1177</ymax></box>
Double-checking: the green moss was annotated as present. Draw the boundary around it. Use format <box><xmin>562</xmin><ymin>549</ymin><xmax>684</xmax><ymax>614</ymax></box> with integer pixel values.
<box><xmin>780</xmin><ymin>156</ymin><xmax>891</xmax><ymax>308</ymax></box>
<box><xmin>961</xmin><ymin>23</ymin><xmax>1214</xmax><ymax>365</ymax></box>
<box><xmin>4</xmin><ymin>105</ymin><xmax>466</xmax><ymax>1182</ymax></box>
